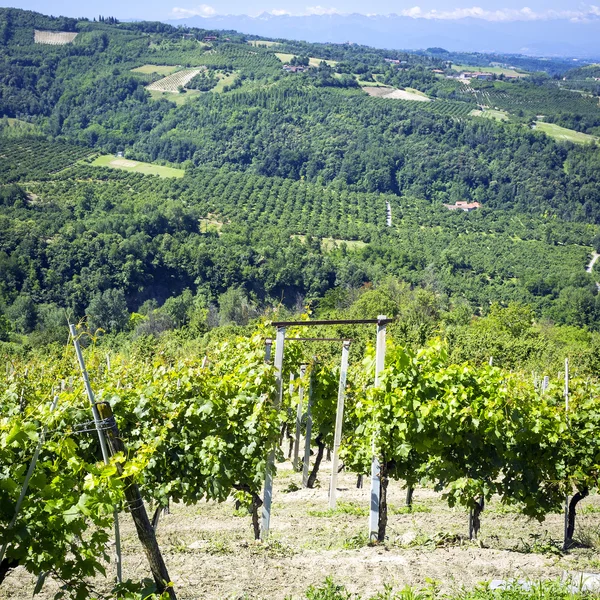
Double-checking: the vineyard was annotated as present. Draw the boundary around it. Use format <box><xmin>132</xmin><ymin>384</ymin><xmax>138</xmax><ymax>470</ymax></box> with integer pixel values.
<box><xmin>3</xmin><ymin>323</ymin><xmax>600</xmax><ymax>599</ymax></box>
<box><xmin>0</xmin><ymin>138</ymin><xmax>92</xmax><ymax>183</ymax></box>
<box><xmin>465</xmin><ymin>82</ymin><xmax>600</xmax><ymax>121</ymax></box>
<box><xmin>33</xmin><ymin>30</ymin><xmax>77</xmax><ymax>45</ymax></box>
<box><xmin>146</xmin><ymin>69</ymin><xmax>206</xmax><ymax>93</ymax></box>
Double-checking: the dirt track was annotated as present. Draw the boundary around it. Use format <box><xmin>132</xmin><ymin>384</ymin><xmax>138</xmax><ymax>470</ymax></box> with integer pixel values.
<box><xmin>4</xmin><ymin>459</ymin><xmax>600</xmax><ymax>599</ymax></box>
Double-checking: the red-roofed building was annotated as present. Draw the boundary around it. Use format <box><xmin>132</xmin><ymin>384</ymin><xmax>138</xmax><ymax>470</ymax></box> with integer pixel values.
<box><xmin>444</xmin><ymin>201</ymin><xmax>481</xmax><ymax>212</ymax></box>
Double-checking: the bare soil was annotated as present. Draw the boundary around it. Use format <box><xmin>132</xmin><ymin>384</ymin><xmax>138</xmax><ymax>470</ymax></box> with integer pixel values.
<box><xmin>363</xmin><ymin>87</ymin><xmax>431</xmax><ymax>102</ymax></box>
<box><xmin>4</xmin><ymin>458</ymin><xmax>600</xmax><ymax>599</ymax></box>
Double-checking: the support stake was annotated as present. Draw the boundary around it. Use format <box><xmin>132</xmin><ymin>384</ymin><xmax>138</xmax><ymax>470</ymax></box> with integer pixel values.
<box><xmin>369</xmin><ymin>315</ymin><xmax>387</xmax><ymax>543</ymax></box>
<box><xmin>302</xmin><ymin>369</ymin><xmax>315</xmax><ymax>488</ymax></box>
<box><xmin>293</xmin><ymin>365</ymin><xmax>307</xmax><ymax>472</ymax></box>
<box><xmin>260</xmin><ymin>327</ymin><xmax>285</xmax><ymax>541</ymax></box>
<box><xmin>329</xmin><ymin>341</ymin><xmax>350</xmax><ymax>509</ymax></box>
<box><xmin>70</xmin><ymin>324</ymin><xmax>122</xmax><ymax>583</ymax></box>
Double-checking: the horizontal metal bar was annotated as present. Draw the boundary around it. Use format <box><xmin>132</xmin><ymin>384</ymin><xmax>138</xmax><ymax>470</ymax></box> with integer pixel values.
<box><xmin>286</xmin><ymin>338</ymin><xmax>352</xmax><ymax>343</ymax></box>
<box><xmin>271</xmin><ymin>319</ymin><xmax>394</xmax><ymax>327</ymax></box>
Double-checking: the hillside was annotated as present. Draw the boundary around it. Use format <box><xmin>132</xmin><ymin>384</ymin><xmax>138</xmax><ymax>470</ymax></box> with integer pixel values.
<box><xmin>1</xmin><ymin>7</ymin><xmax>600</xmax><ymax>340</ymax></box>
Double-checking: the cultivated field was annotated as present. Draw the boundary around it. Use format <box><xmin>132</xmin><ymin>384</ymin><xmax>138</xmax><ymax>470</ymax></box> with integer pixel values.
<box><xmin>34</xmin><ymin>30</ymin><xmax>77</xmax><ymax>45</ymax></box>
<box><xmin>534</xmin><ymin>122</ymin><xmax>599</xmax><ymax>145</ymax></box>
<box><xmin>363</xmin><ymin>86</ymin><xmax>431</xmax><ymax>102</ymax></box>
<box><xmin>5</xmin><ymin>459</ymin><xmax>600</xmax><ymax>599</ymax></box>
<box><xmin>248</xmin><ymin>40</ymin><xmax>280</xmax><ymax>47</ymax></box>
<box><xmin>146</xmin><ymin>68</ymin><xmax>205</xmax><ymax>93</ymax></box>
<box><xmin>275</xmin><ymin>52</ymin><xmax>338</xmax><ymax>67</ymax></box>
<box><xmin>131</xmin><ymin>64</ymin><xmax>181</xmax><ymax>76</ymax></box>
<box><xmin>91</xmin><ymin>155</ymin><xmax>184</xmax><ymax>177</ymax></box>
<box><xmin>470</xmin><ymin>108</ymin><xmax>510</xmax><ymax>121</ymax></box>
<box><xmin>451</xmin><ymin>64</ymin><xmax>527</xmax><ymax>77</ymax></box>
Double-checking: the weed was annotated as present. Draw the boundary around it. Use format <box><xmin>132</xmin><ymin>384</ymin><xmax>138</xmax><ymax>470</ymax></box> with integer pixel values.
<box><xmin>343</xmin><ymin>531</ymin><xmax>370</xmax><ymax>549</ymax></box>
<box><xmin>389</xmin><ymin>504</ymin><xmax>432</xmax><ymax>515</ymax></box>
<box><xmin>283</xmin><ymin>482</ymin><xmax>301</xmax><ymax>493</ymax></box>
<box><xmin>305</xmin><ymin>577</ymin><xmax>354</xmax><ymax>600</ymax></box>
<box><xmin>205</xmin><ymin>539</ymin><xmax>233</xmax><ymax>555</ymax></box>
<box><xmin>516</xmin><ymin>532</ymin><xmax>563</xmax><ymax>556</ymax></box>
<box><xmin>308</xmin><ymin>502</ymin><xmax>369</xmax><ymax>517</ymax></box>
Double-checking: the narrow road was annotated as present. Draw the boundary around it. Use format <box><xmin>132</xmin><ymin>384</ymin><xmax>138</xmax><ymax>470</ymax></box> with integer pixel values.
<box><xmin>586</xmin><ymin>251</ymin><xmax>599</xmax><ymax>274</ymax></box>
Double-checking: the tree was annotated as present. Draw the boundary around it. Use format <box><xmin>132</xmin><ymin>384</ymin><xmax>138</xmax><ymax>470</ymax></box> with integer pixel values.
<box><xmin>86</xmin><ymin>288</ymin><xmax>129</xmax><ymax>333</ymax></box>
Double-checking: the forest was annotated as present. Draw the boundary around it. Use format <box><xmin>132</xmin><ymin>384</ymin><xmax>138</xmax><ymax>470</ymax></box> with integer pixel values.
<box><xmin>1</xmin><ymin>7</ymin><xmax>600</xmax><ymax>357</ymax></box>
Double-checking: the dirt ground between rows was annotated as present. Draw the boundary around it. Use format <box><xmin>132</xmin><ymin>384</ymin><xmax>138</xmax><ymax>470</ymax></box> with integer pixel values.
<box><xmin>4</xmin><ymin>459</ymin><xmax>600</xmax><ymax>599</ymax></box>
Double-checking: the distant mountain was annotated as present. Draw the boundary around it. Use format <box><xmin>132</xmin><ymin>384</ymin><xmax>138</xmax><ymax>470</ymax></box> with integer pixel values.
<box><xmin>165</xmin><ymin>13</ymin><xmax>600</xmax><ymax>58</ymax></box>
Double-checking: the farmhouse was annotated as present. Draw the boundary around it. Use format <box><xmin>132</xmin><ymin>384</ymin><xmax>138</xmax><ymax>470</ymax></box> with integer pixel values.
<box><xmin>283</xmin><ymin>65</ymin><xmax>308</xmax><ymax>73</ymax></box>
<box><xmin>444</xmin><ymin>201</ymin><xmax>481</xmax><ymax>212</ymax></box>
<box><xmin>432</xmin><ymin>69</ymin><xmax>445</xmax><ymax>74</ymax></box>
<box><xmin>460</xmin><ymin>72</ymin><xmax>494</xmax><ymax>81</ymax></box>
<box><xmin>203</xmin><ymin>35</ymin><xmax>218</xmax><ymax>42</ymax></box>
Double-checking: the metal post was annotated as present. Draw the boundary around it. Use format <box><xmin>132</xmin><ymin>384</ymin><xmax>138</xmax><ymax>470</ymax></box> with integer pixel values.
<box><xmin>264</xmin><ymin>338</ymin><xmax>273</xmax><ymax>363</ymax></box>
<box><xmin>564</xmin><ymin>358</ymin><xmax>570</xmax><ymax>548</ymax></box>
<box><xmin>330</xmin><ymin>341</ymin><xmax>350</xmax><ymax>509</ymax></box>
<box><xmin>0</xmin><ymin>394</ymin><xmax>59</xmax><ymax>567</ymax></box>
<box><xmin>302</xmin><ymin>369</ymin><xmax>315</xmax><ymax>487</ymax></box>
<box><xmin>293</xmin><ymin>365</ymin><xmax>306</xmax><ymax>472</ymax></box>
<box><xmin>369</xmin><ymin>316</ymin><xmax>387</xmax><ymax>543</ymax></box>
<box><xmin>70</xmin><ymin>324</ymin><xmax>122</xmax><ymax>582</ymax></box>
<box><xmin>542</xmin><ymin>375</ymin><xmax>549</xmax><ymax>392</ymax></box>
<box><xmin>260</xmin><ymin>327</ymin><xmax>285</xmax><ymax>541</ymax></box>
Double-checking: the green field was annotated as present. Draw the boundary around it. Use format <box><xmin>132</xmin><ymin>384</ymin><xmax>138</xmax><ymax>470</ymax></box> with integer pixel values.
<box><xmin>470</xmin><ymin>108</ymin><xmax>510</xmax><ymax>121</ymax></box>
<box><xmin>213</xmin><ymin>71</ymin><xmax>238</xmax><ymax>93</ymax></box>
<box><xmin>275</xmin><ymin>52</ymin><xmax>337</xmax><ymax>67</ymax></box>
<box><xmin>130</xmin><ymin>64</ymin><xmax>180</xmax><ymax>75</ymax></box>
<box><xmin>91</xmin><ymin>155</ymin><xmax>185</xmax><ymax>177</ymax></box>
<box><xmin>248</xmin><ymin>40</ymin><xmax>280</xmax><ymax>47</ymax></box>
<box><xmin>451</xmin><ymin>63</ymin><xmax>527</xmax><ymax>77</ymax></box>
<box><xmin>148</xmin><ymin>89</ymin><xmax>202</xmax><ymax>104</ymax></box>
<box><xmin>535</xmin><ymin>121</ymin><xmax>599</xmax><ymax>145</ymax></box>
<box><xmin>404</xmin><ymin>87</ymin><xmax>430</xmax><ymax>98</ymax></box>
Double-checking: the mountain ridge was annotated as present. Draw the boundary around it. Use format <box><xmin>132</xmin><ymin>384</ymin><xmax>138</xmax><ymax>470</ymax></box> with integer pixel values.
<box><xmin>164</xmin><ymin>12</ymin><xmax>600</xmax><ymax>57</ymax></box>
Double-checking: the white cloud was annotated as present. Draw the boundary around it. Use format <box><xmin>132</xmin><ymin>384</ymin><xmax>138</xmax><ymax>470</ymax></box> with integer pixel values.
<box><xmin>305</xmin><ymin>6</ymin><xmax>340</xmax><ymax>15</ymax></box>
<box><xmin>169</xmin><ymin>3</ymin><xmax>600</xmax><ymax>21</ymax></box>
<box><xmin>396</xmin><ymin>5</ymin><xmax>600</xmax><ymax>21</ymax></box>
<box><xmin>171</xmin><ymin>4</ymin><xmax>216</xmax><ymax>18</ymax></box>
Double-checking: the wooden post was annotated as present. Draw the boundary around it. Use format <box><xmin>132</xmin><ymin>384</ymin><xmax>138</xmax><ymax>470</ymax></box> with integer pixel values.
<box><xmin>302</xmin><ymin>369</ymin><xmax>315</xmax><ymax>488</ymax></box>
<box><xmin>260</xmin><ymin>327</ymin><xmax>285</xmax><ymax>541</ymax></box>
<box><xmin>329</xmin><ymin>341</ymin><xmax>350</xmax><ymax>509</ymax></box>
<box><xmin>293</xmin><ymin>365</ymin><xmax>307</xmax><ymax>472</ymax></box>
<box><xmin>69</xmin><ymin>324</ymin><xmax>122</xmax><ymax>583</ymax></box>
<box><xmin>564</xmin><ymin>358</ymin><xmax>570</xmax><ymax>549</ymax></box>
<box><xmin>0</xmin><ymin>394</ymin><xmax>59</xmax><ymax>567</ymax></box>
<box><xmin>96</xmin><ymin>402</ymin><xmax>176</xmax><ymax>599</ymax></box>
<box><xmin>369</xmin><ymin>315</ymin><xmax>386</xmax><ymax>543</ymax></box>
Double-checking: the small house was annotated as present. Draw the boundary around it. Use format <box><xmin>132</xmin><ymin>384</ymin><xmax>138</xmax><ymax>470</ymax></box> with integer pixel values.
<box><xmin>444</xmin><ymin>201</ymin><xmax>481</xmax><ymax>212</ymax></box>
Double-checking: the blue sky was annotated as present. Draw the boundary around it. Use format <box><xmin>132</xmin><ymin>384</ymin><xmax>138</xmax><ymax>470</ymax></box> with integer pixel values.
<box><xmin>2</xmin><ymin>0</ymin><xmax>600</xmax><ymax>22</ymax></box>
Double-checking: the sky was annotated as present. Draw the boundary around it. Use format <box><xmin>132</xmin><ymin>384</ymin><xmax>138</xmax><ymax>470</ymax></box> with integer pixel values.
<box><xmin>2</xmin><ymin>0</ymin><xmax>600</xmax><ymax>22</ymax></box>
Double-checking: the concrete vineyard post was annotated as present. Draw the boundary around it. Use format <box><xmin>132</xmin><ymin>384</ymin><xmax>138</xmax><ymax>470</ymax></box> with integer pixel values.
<box><xmin>293</xmin><ymin>365</ymin><xmax>307</xmax><ymax>472</ymax></box>
<box><xmin>369</xmin><ymin>315</ymin><xmax>386</xmax><ymax>543</ymax></box>
<box><xmin>564</xmin><ymin>358</ymin><xmax>570</xmax><ymax>549</ymax></box>
<box><xmin>69</xmin><ymin>324</ymin><xmax>122</xmax><ymax>584</ymax></box>
<box><xmin>302</xmin><ymin>369</ymin><xmax>315</xmax><ymax>488</ymax></box>
<box><xmin>329</xmin><ymin>341</ymin><xmax>350</xmax><ymax>509</ymax></box>
<box><xmin>260</xmin><ymin>327</ymin><xmax>285</xmax><ymax>541</ymax></box>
